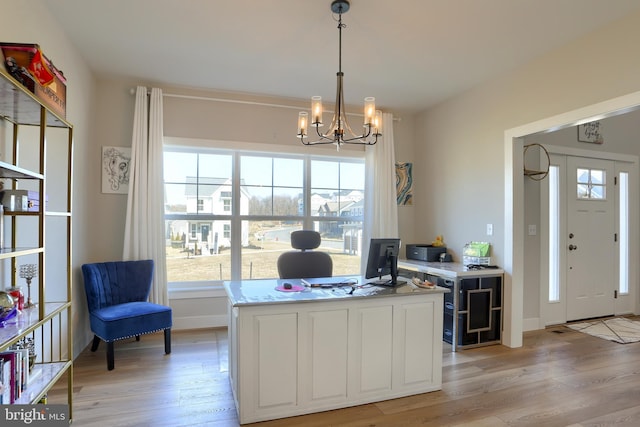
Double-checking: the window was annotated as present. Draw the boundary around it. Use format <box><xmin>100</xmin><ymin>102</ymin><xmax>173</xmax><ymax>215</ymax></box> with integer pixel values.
<box><xmin>220</xmin><ymin>191</ymin><xmax>232</xmax><ymax>212</ymax></box>
<box><xmin>548</xmin><ymin>165</ymin><xmax>560</xmax><ymax>302</ymax></box>
<box><xmin>164</xmin><ymin>148</ymin><xmax>364</xmax><ymax>285</ymax></box>
<box><xmin>619</xmin><ymin>172</ymin><xmax>629</xmax><ymax>294</ymax></box>
<box><xmin>576</xmin><ymin>167</ymin><xmax>605</xmax><ymax>199</ymax></box>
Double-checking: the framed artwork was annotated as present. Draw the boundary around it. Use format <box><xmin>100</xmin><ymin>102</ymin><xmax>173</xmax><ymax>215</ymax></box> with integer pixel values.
<box><xmin>578</xmin><ymin>121</ymin><xmax>603</xmax><ymax>144</ymax></box>
<box><xmin>395</xmin><ymin>162</ymin><xmax>413</xmax><ymax>206</ymax></box>
<box><xmin>102</xmin><ymin>146</ymin><xmax>131</xmax><ymax>194</ymax></box>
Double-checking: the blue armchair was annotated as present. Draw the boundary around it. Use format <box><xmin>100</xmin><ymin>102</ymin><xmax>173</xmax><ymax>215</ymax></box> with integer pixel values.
<box><xmin>81</xmin><ymin>260</ymin><xmax>172</xmax><ymax>370</ymax></box>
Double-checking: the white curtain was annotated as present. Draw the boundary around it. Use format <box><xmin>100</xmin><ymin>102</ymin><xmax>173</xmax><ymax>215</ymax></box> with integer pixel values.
<box><xmin>360</xmin><ymin>112</ymin><xmax>399</xmax><ymax>274</ymax></box>
<box><xmin>123</xmin><ymin>86</ymin><xmax>168</xmax><ymax>305</ymax></box>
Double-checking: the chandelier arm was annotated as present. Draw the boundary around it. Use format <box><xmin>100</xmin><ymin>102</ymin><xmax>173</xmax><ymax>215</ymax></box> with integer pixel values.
<box><xmin>300</xmin><ymin>137</ymin><xmax>338</xmax><ymax>146</ymax></box>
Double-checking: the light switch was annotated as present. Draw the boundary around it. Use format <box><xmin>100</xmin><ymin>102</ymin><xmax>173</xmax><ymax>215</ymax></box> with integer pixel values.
<box><xmin>528</xmin><ymin>224</ymin><xmax>537</xmax><ymax>236</ymax></box>
<box><xmin>486</xmin><ymin>223</ymin><xmax>493</xmax><ymax>236</ymax></box>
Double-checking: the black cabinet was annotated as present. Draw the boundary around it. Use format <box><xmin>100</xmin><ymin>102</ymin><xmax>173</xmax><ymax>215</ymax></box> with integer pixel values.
<box><xmin>433</xmin><ymin>274</ymin><xmax>502</xmax><ymax>350</ymax></box>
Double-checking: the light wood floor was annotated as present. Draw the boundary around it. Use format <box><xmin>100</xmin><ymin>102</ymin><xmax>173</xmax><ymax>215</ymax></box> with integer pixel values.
<box><xmin>49</xmin><ymin>319</ymin><xmax>640</xmax><ymax>427</ymax></box>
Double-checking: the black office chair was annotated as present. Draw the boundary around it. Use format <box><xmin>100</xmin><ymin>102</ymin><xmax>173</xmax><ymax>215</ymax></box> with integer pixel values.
<box><xmin>277</xmin><ymin>230</ymin><xmax>333</xmax><ymax>279</ymax></box>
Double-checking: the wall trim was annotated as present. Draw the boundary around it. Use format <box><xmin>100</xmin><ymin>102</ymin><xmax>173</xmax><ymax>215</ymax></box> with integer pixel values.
<box><xmin>169</xmin><ymin>285</ymin><xmax>227</xmax><ymax>300</ymax></box>
<box><xmin>173</xmin><ymin>314</ymin><xmax>228</xmax><ymax>330</ymax></box>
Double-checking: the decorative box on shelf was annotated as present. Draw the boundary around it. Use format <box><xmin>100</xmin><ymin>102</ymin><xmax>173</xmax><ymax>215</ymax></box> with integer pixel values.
<box><xmin>0</xmin><ymin>189</ymin><xmax>28</xmax><ymax>211</ymax></box>
<box><xmin>0</xmin><ymin>42</ymin><xmax>66</xmax><ymax>119</ymax></box>
<box><xmin>0</xmin><ymin>190</ymin><xmax>45</xmax><ymax>212</ymax></box>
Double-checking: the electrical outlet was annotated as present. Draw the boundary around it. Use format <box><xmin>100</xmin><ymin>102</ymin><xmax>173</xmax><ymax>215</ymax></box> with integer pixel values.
<box><xmin>486</xmin><ymin>223</ymin><xmax>493</xmax><ymax>236</ymax></box>
<box><xmin>528</xmin><ymin>224</ymin><xmax>537</xmax><ymax>236</ymax></box>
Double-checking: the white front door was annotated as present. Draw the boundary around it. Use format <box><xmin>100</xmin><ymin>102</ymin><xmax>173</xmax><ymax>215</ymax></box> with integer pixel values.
<box><xmin>566</xmin><ymin>157</ymin><xmax>615</xmax><ymax>321</ymax></box>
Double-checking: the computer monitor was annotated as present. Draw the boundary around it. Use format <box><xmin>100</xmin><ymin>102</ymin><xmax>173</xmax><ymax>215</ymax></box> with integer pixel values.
<box><xmin>365</xmin><ymin>238</ymin><xmax>401</xmax><ymax>286</ymax></box>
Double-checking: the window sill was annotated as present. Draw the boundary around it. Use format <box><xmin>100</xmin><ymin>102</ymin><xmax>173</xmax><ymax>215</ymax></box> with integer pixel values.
<box><xmin>168</xmin><ymin>282</ymin><xmax>227</xmax><ymax>300</ymax></box>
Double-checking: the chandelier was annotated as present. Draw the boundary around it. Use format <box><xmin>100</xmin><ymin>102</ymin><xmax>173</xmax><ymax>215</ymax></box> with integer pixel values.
<box><xmin>297</xmin><ymin>0</ymin><xmax>382</xmax><ymax>150</ymax></box>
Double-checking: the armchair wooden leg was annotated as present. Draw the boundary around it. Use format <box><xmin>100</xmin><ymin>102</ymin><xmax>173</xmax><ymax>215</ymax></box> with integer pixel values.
<box><xmin>164</xmin><ymin>328</ymin><xmax>171</xmax><ymax>354</ymax></box>
<box><xmin>90</xmin><ymin>335</ymin><xmax>101</xmax><ymax>352</ymax></box>
<box><xmin>107</xmin><ymin>341</ymin><xmax>115</xmax><ymax>371</ymax></box>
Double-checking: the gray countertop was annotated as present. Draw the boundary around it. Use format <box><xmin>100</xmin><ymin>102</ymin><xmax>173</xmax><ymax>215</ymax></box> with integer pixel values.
<box><xmin>224</xmin><ymin>276</ymin><xmax>448</xmax><ymax>307</ymax></box>
<box><xmin>398</xmin><ymin>259</ymin><xmax>504</xmax><ymax>278</ymax></box>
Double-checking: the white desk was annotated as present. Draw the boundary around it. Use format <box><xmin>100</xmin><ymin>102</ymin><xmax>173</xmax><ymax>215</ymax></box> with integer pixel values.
<box><xmin>224</xmin><ymin>276</ymin><xmax>448</xmax><ymax>424</ymax></box>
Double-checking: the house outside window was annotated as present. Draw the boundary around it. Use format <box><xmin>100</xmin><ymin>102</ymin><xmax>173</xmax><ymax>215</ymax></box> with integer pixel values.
<box><xmin>163</xmin><ymin>148</ymin><xmax>364</xmax><ymax>285</ymax></box>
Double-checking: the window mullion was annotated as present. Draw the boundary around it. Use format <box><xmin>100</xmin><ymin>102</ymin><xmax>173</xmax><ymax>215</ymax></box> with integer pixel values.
<box><xmin>303</xmin><ymin>156</ymin><xmax>312</xmax><ymax>229</ymax></box>
<box><xmin>231</xmin><ymin>152</ymin><xmax>242</xmax><ymax>280</ymax></box>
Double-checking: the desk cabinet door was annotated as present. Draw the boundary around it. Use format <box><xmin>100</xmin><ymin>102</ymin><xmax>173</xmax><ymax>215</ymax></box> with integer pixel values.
<box><xmin>300</xmin><ymin>309</ymin><xmax>349</xmax><ymax>405</ymax></box>
<box><xmin>393</xmin><ymin>299</ymin><xmax>443</xmax><ymax>391</ymax></box>
<box><xmin>350</xmin><ymin>304</ymin><xmax>393</xmax><ymax>395</ymax></box>
<box><xmin>253</xmin><ymin>313</ymin><xmax>298</xmax><ymax>409</ymax></box>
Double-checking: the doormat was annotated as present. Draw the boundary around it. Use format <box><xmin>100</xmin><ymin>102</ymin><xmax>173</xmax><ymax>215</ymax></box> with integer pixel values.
<box><xmin>567</xmin><ymin>317</ymin><xmax>640</xmax><ymax>344</ymax></box>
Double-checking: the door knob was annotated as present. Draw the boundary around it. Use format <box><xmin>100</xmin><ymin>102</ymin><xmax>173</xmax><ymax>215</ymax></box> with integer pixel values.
<box><xmin>568</xmin><ymin>244</ymin><xmax>577</xmax><ymax>251</ymax></box>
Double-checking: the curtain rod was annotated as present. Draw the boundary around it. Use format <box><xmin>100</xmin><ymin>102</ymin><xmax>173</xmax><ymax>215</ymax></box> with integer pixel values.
<box><xmin>130</xmin><ymin>87</ymin><xmax>402</xmax><ymax>121</ymax></box>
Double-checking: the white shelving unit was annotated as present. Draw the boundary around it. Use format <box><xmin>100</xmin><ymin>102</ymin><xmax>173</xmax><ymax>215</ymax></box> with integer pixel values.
<box><xmin>0</xmin><ymin>66</ymin><xmax>72</xmax><ymax>416</ymax></box>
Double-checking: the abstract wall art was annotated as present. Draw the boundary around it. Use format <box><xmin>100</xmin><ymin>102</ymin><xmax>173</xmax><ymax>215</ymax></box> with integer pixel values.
<box><xmin>395</xmin><ymin>161</ymin><xmax>413</xmax><ymax>206</ymax></box>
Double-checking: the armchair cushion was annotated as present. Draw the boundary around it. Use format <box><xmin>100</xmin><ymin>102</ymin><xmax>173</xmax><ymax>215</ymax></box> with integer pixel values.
<box><xmin>90</xmin><ymin>301</ymin><xmax>172</xmax><ymax>342</ymax></box>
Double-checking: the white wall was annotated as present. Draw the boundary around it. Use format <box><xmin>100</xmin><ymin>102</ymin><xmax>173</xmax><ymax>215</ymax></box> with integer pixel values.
<box><xmin>2</xmin><ymin>0</ymin><xmax>97</xmax><ymax>357</ymax></box>
<box><xmin>414</xmin><ymin>10</ymin><xmax>640</xmax><ymax>342</ymax></box>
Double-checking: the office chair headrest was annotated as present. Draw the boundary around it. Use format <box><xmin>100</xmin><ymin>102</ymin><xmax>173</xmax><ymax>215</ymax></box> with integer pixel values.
<box><xmin>290</xmin><ymin>230</ymin><xmax>321</xmax><ymax>251</ymax></box>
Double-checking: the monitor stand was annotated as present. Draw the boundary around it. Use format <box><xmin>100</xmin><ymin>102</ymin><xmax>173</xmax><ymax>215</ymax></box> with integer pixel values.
<box><xmin>370</xmin><ymin>278</ymin><xmax>395</xmax><ymax>287</ymax></box>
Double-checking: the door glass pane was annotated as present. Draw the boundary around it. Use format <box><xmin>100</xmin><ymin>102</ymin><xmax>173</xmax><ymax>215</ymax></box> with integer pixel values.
<box><xmin>577</xmin><ymin>168</ymin><xmax>589</xmax><ymax>184</ymax></box>
<box><xmin>577</xmin><ymin>184</ymin><xmax>590</xmax><ymax>199</ymax></box>
<box><xmin>590</xmin><ymin>185</ymin><xmax>604</xmax><ymax>199</ymax></box>
<box><xmin>591</xmin><ymin>169</ymin><xmax>604</xmax><ymax>185</ymax></box>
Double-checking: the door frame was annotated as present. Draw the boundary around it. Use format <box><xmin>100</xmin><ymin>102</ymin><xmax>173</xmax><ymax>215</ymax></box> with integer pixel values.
<box><xmin>538</xmin><ymin>147</ymin><xmax>637</xmax><ymax>326</ymax></box>
<box><xmin>503</xmin><ymin>90</ymin><xmax>640</xmax><ymax>348</ymax></box>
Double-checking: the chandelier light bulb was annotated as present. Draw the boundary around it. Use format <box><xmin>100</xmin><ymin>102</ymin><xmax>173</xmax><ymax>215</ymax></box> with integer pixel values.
<box><xmin>297</xmin><ymin>112</ymin><xmax>308</xmax><ymax>137</ymax></box>
<box><xmin>312</xmin><ymin>96</ymin><xmax>323</xmax><ymax>125</ymax></box>
<box><xmin>364</xmin><ymin>97</ymin><xmax>375</xmax><ymax>126</ymax></box>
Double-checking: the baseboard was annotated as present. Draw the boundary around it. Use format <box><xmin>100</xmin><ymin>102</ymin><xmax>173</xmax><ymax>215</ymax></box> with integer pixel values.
<box><xmin>172</xmin><ymin>314</ymin><xmax>228</xmax><ymax>330</ymax></box>
<box><xmin>523</xmin><ymin>317</ymin><xmax>542</xmax><ymax>332</ymax></box>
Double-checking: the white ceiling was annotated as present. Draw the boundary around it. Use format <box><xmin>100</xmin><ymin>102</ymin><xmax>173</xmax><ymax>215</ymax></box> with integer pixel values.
<box><xmin>42</xmin><ymin>0</ymin><xmax>640</xmax><ymax>113</ymax></box>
